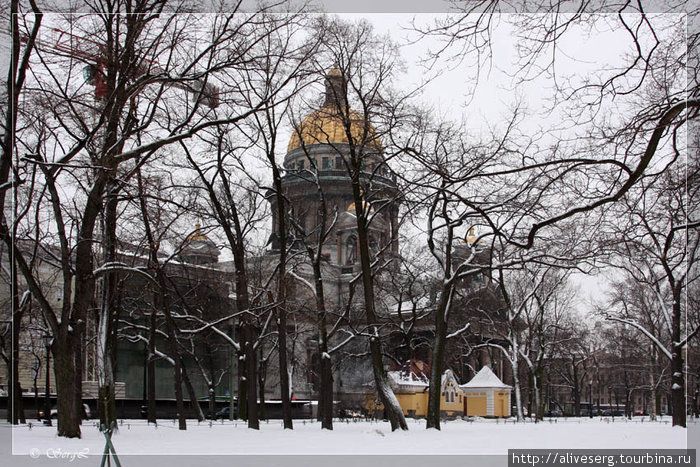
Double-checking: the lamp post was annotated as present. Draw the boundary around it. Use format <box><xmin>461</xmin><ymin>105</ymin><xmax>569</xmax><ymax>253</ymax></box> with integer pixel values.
<box><xmin>588</xmin><ymin>380</ymin><xmax>593</xmax><ymax>418</ymax></box>
<box><xmin>42</xmin><ymin>334</ymin><xmax>53</xmax><ymax>426</ymax></box>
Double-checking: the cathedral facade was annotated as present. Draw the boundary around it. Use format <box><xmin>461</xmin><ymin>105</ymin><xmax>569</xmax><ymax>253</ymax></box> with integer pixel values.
<box><xmin>263</xmin><ymin>65</ymin><xmax>402</xmax><ymax>408</ymax></box>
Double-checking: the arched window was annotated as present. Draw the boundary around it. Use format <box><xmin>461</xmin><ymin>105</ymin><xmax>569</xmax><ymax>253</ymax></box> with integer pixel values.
<box><xmin>345</xmin><ymin>235</ymin><xmax>357</xmax><ymax>264</ymax></box>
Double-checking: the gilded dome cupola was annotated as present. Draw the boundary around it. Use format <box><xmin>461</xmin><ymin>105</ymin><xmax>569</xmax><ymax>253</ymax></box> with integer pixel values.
<box><xmin>271</xmin><ymin>65</ymin><xmax>398</xmax><ymax>269</ymax></box>
<box><xmin>286</xmin><ymin>64</ymin><xmax>382</xmax><ymax>154</ymax></box>
<box><xmin>181</xmin><ymin>222</ymin><xmax>220</xmax><ymax>265</ymax></box>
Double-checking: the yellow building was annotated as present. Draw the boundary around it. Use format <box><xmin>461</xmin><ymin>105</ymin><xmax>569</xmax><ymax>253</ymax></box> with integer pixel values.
<box><xmin>386</xmin><ymin>365</ymin><xmax>464</xmax><ymax>418</ymax></box>
<box><xmin>460</xmin><ymin>366</ymin><xmax>511</xmax><ymax>418</ymax></box>
<box><xmin>440</xmin><ymin>369</ymin><xmax>464</xmax><ymax>418</ymax></box>
<box><xmin>386</xmin><ymin>364</ymin><xmax>429</xmax><ymax>418</ymax></box>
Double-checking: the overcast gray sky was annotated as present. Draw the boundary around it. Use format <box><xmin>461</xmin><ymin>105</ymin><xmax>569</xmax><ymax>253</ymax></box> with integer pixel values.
<box><xmin>4</xmin><ymin>7</ymin><xmax>683</xmax><ymax>318</ymax></box>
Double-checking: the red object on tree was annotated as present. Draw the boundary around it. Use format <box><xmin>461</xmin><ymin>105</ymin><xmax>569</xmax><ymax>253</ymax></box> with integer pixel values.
<box><xmin>20</xmin><ymin>26</ymin><xmax>218</xmax><ymax>108</ymax></box>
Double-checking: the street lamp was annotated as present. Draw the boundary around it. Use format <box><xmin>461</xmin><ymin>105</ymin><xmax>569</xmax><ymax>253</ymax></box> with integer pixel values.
<box><xmin>42</xmin><ymin>334</ymin><xmax>53</xmax><ymax>426</ymax></box>
<box><xmin>588</xmin><ymin>380</ymin><xmax>593</xmax><ymax>418</ymax></box>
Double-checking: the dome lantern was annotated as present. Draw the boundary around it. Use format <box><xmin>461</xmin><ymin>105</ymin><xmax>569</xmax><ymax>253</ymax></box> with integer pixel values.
<box><xmin>324</xmin><ymin>62</ymin><xmax>347</xmax><ymax>108</ymax></box>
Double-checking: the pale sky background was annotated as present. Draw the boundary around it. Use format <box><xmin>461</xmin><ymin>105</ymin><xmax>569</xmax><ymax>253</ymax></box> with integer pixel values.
<box><xmin>2</xmin><ymin>8</ymin><xmax>680</xmax><ymax>320</ymax></box>
<box><xmin>303</xmin><ymin>13</ymin><xmax>644</xmax><ymax>317</ymax></box>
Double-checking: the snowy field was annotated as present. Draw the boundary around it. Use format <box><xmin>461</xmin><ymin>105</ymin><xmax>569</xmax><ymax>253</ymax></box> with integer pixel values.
<box><xmin>8</xmin><ymin>417</ymin><xmax>691</xmax><ymax>457</ymax></box>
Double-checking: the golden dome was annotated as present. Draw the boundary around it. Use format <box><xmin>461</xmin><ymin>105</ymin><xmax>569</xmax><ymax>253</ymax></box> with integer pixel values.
<box><xmin>327</xmin><ymin>62</ymin><xmax>342</xmax><ymax>77</ymax></box>
<box><xmin>186</xmin><ymin>222</ymin><xmax>209</xmax><ymax>241</ymax></box>
<box><xmin>464</xmin><ymin>227</ymin><xmax>478</xmax><ymax>245</ymax></box>
<box><xmin>287</xmin><ymin>105</ymin><xmax>382</xmax><ymax>152</ymax></box>
<box><xmin>347</xmin><ymin>200</ymin><xmax>373</xmax><ymax>213</ymax></box>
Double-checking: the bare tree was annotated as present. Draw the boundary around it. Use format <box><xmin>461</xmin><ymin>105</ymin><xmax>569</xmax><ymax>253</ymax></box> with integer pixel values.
<box><xmin>9</xmin><ymin>0</ymin><xmax>311</xmax><ymax>437</ymax></box>
<box><xmin>181</xmin><ymin>124</ymin><xmax>271</xmax><ymax>430</ymax></box>
<box><xmin>518</xmin><ymin>269</ymin><xmax>575</xmax><ymax>420</ymax></box>
<box><xmin>283</xmin><ymin>148</ymin><xmax>349</xmax><ymax>430</ymax></box>
<box><xmin>603</xmin><ymin>161</ymin><xmax>699</xmax><ymax>426</ymax></box>
<box><xmin>0</xmin><ymin>0</ymin><xmax>42</xmax><ymax>427</ymax></box>
<box><xmin>308</xmin><ymin>17</ymin><xmax>411</xmax><ymax>431</ymax></box>
<box><xmin>237</xmin><ymin>17</ymin><xmax>321</xmax><ymax>427</ymax></box>
<box><xmin>407</xmin><ymin>3</ymin><xmax>698</xmax><ymax>428</ymax></box>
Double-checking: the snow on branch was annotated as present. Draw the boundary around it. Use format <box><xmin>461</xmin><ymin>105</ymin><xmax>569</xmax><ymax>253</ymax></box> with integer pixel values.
<box><xmin>19</xmin><ymin>290</ymin><xmax>31</xmax><ymax>309</ymax></box>
<box><xmin>93</xmin><ymin>262</ymin><xmax>157</xmax><ymax>285</ymax></box>
<box><xmin>125</xmin><ymin>334</ymin><xmax>175</xmax><ymax>365</ymax></box>
<box><xmin>446</xmin><ymin>322</ymin><xmax>470</xmax><ymax>339</ymax></box>
<box><xmin>328</xmin><ymin>330</ymin><xmax>357</xmax><ymax>354</ymax></box>
<box><xmin>288</xmin><ymin>270</ymin><xmax>316</xmax><ymax>296</ymax></box>
<box><xmin>605</xmin><ymin>315</ymin><xmax>672</xmax><ymax>360</ymax></box>
<box><xmin>651</xmin><ymin>285</ymin><xmax>673</xmax><ymax>335</ymax></box>
<box><xmin>470</xmin><ymin>341</ymin><xmax>513</xmax><ymax>364</ymax></box>
<box><xmin>677</xmin><ymin>324</ymin><xmax>700</xmax><ymax>350</ymax></box>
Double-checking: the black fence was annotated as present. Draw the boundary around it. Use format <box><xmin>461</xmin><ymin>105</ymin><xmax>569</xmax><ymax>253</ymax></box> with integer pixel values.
<box><xmin>0</xmin><ymin>395</ymin><xmax>314</xmax><ymax>420</ymax></box>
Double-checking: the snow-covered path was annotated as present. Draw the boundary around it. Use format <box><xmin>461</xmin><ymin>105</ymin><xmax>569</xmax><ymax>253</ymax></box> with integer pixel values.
<box><xmin>9</xmin><ymin>417</ymin><xmax>689</xmax><ymax>457</ymax></box>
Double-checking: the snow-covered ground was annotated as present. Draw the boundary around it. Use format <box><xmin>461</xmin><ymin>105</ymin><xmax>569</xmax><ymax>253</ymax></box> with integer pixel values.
<box><xmin>8</xmin><ymin>417</ymin><xmax>690</xmax><ymax>457</ymax></box>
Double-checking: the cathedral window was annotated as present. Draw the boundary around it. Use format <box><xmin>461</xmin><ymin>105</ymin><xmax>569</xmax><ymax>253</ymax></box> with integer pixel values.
<box><xmin>345</xmin><ymin>235</ymin><xmax>357</xmax><ymax>264</ymax></box>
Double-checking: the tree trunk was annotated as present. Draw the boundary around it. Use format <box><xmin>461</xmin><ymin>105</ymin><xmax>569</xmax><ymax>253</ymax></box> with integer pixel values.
<box><xmin>147</xmin><ymin>309</ymin><xmax>157</xmax><ymax>423</ymax></box>
<box><xmin>13</xmin><ymin>380</ymin><xmax>26</xmax><ymax>424</ymax></box>
<box><xmin>650</xmin><ymin>380</ymin><xmax>657</xmax><ymax>421</ymax></box>
<box><xmin>319</xmin><ymin>348</ymin><xmax>334</xmax><ymax>429</ymax></box>
<box><xmin>370</xmin><ymin>337</ymin><xmax>406</xmax><ymax>430</ymax></box>
<box><xmin>351</xmin><ymin>174</ymin><xmax>407</xmax><ymax>432</ymax></box>
<box><xmin>64</xmin><ymin>174</ymin><xmax>109</xmax><ymax>438</ymax></box>
<box><xmin>531</xmin><ymin>368</ymin><xmax>541</xmax><ymax>422</ymax></box>
<box><xmin>258</xmin><ymin>354</ymin><xmax>266</xmax><ymax>421</ymax></box>
<box><xmin>427</xmin><ymin>287</ymin><xmax>451</xmax><ymax>429</ymax></box>
<box><xmin>150</xmin><ymin>255</ymin><xmax>186</xmax><ymax>430</ymax></box>
<box><xmin>97</xmin><ymin>383</ymin><xmax>116</xmax><ymax>429</ymax></box>
<box><xmin>670</xmin><ymin>294</ymin><xmax>686</xmax><ymax>427</ymax></box>
<box><xmin>307</xmin><ymin>256</ymin><xmax>334</xmax><ymax>430</ymax></box>
<box><xmin>237</xmin><ymin>347</ymin><xmax>247</xmax><ymax>421</ymax></box>
<box><xmin>53</xmin><ymin>342</ymin><xmax>82</xmax><ymax>438</ymax></box>
<box><xmin>273</xmin><ymin>173</ymin><xmax>293</xmax><ymax>430</ymax></box>
<box><xmin>512</xmin><ymin>353</ymin><xmax>524</xmax><ymax>421</ymax></box>
<box><xmin>527</xmin><ymin>373</ymin><xmax>534</xmax><ymax>419</ymax></box>
<box><xmin>625</xmin><ymin>390</ymin><xmax>632</xmax><ymax>420</ymax></box>
<box><xmin>33</xmin><ymin>372</ymin><xmax>39</xmax><ymax>420</ymax></box>
<box><xmin>4</xmin><ymin>363</ymin><xmax>11</xmax><ymax>424</ymax></box>
<box><xmin>244</xmin><ymin>323</ymin><xmax>259</xmax><ymax>430</ymax></box>
<box><xmin>9</xmin><ymin>270</ymin><xmax>26</xmax><ymax>424</ymax></box>
<box><xmin>536</xmin><ymin>366</ymin><xmax>545</xmax><ymax>420</ymax></box>
<box><xmin>162</xmin><ymin>315</ymin><xmax>185</xmax><ymax>430</ymax></box>
<box><xmin>209</xmin><ymin>384</ymin><xmax>216</xmax><ymax>420</ymax></box>
<box><xmin>95</xmin><ymin>306</ymin><xmax>116</xmax><ymax>429</ymax></box>
<box><xmin>276</xmin><ymin>306</ymin><xmax>291</xmax><ymax>428</ymax></box>
<box><xmin>181</xmin><ymin>360</ymin><xmax>204</xmax><ymax>422</ymax></box>
<box><xmin>161</xmin><ymin>289</ymin><xmax>186</xmax><ymax>430</ymax></box>
<box><xmin>572</xmin><ymin>358</ymin><xmax>581</xmax><ymax>417</ymax></box>
<box><xmin>228</xmin><ymin>205</ymin><xmax>257</xmax><ymax>430</ymax></box>
<box><xmin>97</xmin><ymin>182</ymin><xmax>119</xmax><ymax>429</ymax></box>
<box><xmin>229</xmin><ymin>326</ymin><xmax>237</xmax><ymax>421</ymax></box>
<box><xmin>670</xmin><ymin>346</ymin><xmax>685</xmax><ymax>427</ymax></box>
<box><xmin>139</xmin><ymin>172</ymin><xmax>185</xmax><ymax>429</ymax></box>
<box><xmin>172</xmin><ymin>363</ymin><xmax>186</xmax><ymax>429</ymax></box>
